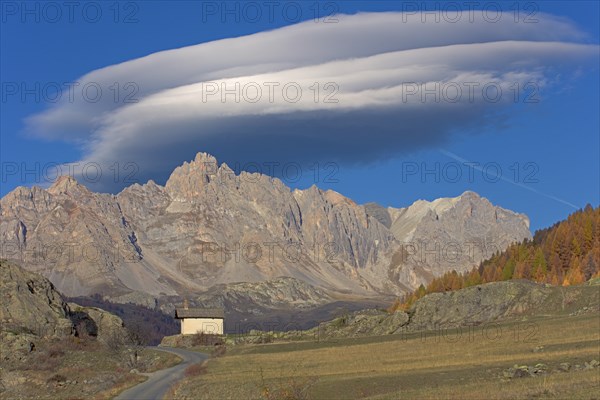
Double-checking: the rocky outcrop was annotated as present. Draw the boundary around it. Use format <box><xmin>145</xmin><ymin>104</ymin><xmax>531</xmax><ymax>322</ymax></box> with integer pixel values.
<box><xmin>0</xmin><ymin>260</ymin><xmax>126</xmax><ymax>362</ymax></box>
<box><xmin>314</xmin><ymin>308</ymin><xmax>410</xmax><ymax>338</ymax></box>
<box><xmin>0</xmin><ymin>260</ymin><xmax>73</xmax><ymax>338</ymax></box>
<box><xmin>0</xmin><ymin>152</ymin><xmax>532</xmax><ymax>305</ymax></box>
<box><xmin>274</xmin><ymin>280</ymin><xmax>600</xmax><ymax>340</ymax></box>
<box><xmin>502</xmin><ymin>360</ymin><xmax>599</xmax><ymax>379</ymax></box>
<box><xmin>407</xmin><ymin>280</ymin><xmax>599</xmax><ymax>330</ymax></box>
<box><xmin>407</xmin><ymin>280</ymin><xmax>548</xmax><ymax>330</ymax></box>
<box><xmin>68</xmin><ymin>304</ymin><xmax>125</xmax><ymax>338</ymax></box>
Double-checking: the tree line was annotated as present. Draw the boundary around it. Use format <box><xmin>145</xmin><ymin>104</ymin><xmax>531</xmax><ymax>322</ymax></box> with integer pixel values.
<box><xmin>391</xmin><ymin>204</ymin><xmax>600</xmax><ymax>312</ymax></box>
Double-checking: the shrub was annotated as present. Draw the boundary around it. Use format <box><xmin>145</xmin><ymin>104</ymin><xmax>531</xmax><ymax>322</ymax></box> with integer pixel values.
<box><xmin>47</xmin><ymin>374</ymin><xmax>67</xmax><ymax>384</ymax></box>
<box><xmin>331</xmin><ymin>316</ymin><xmax>348</xmax><ymax>329</ymax></box>
<box><xmin>22</xmin><ymin>351</ymin><xmax>61</xmax><ymax>371</ymax></box>
<box><xmin>260</xmin><ymin>334</ymin><xmax>274</xmax><ymax>344</ymax></box>
<box><xmin>184</xmin><ymin>362</ymin><xmax>207</xmax><ymax>378</ymax></box>
<box><xmin>48</xmin><ymin>347</ymin><xmax>65</xmax><ymax>358</ymax></box>
<box><xmin>66</xmin><ymin>335</ymin><xmax>93</xmax><ymax>351</ymax></box>
<box><xmin>211</xmin><ymin>344</ymin><xmax>226</xmax><ymax>358</ymax></box>
<box><xmin>191</xmin><ymin>332</ymin><xmax>224</xmax><ymax>347</ymax></box>
<box><xmin>102</xmin><ymin>322</ymin><xmax>148</xmax><ymax>368</ymax></box>
<box><xmin>386</xmin><ymin>298</ymin><xmax>402</xmax><ymax>314</ymax></box>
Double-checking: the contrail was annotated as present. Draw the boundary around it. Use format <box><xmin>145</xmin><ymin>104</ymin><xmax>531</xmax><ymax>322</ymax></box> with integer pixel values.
<box><xmin>439</xmin><ymin>149</ymin><xmax>579</xmax><ymax>210</ymax></box>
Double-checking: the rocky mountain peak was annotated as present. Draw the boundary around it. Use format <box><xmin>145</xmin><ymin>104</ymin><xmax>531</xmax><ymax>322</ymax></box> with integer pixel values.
<box><xmin>324</xmin><ymin>189</ymin><xmax>356</xmax><ymax>207</ymax></box>
<box><xmin>459</xmin><ymin>190</ymin><xmax>479</xmax><ymax>198</ymax></box>
<box><xmin>194</xmin><ymin>151</ymin><xmax>218</xmax><ymax>164</ymax></box>
<box><xmin>164</xmin><ymin>153</ymin><xmax>221</xmax><ymax>199</ymax></box>
<box><xmin>146</xmin><ymin>179</ymin><xmax>160</xmax><ymax>187</ymax></box>
<box><xmin>47</xmin><ymin>175</ymin><xmax>89</xmax><ymax>196</ymax></box>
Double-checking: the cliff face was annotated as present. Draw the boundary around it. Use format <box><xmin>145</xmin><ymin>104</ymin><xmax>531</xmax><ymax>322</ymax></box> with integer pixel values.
<box><xmin>0</xmin><ymin>152</ymin><xmax>531</xmax><ymax>303</ymax></box>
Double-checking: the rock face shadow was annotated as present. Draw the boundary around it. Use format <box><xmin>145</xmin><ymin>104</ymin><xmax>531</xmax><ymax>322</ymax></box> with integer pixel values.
<box><xmin>68</xmin><ymin>310</ymin><xmax>99</xmax><ymax>337</ymax></box>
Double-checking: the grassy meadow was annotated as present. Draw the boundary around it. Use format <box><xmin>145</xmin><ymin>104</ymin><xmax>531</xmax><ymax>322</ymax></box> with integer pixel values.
<box><xmin>170</xmin><ymin>313</ymin><xmax>600</xmax><ymax>399</ymax></box>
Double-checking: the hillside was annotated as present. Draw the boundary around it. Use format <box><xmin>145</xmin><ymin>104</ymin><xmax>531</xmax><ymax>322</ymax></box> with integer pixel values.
<box><xmin>230</xmin><ymin>279</ymin><xmax>599</xmax><ymax>343</ymax></box>
<box><xmin>66</xmin><ymin>294</ymin><xmax>180</xmax><ymax>346</ymax></box>
<box><xmin>395</xmin><ymin>205</ymin><xmax>600</xmax><ymax>309</ymax></box>
<box><xmin>0</xmin><ymin>260</ymin><xmax>181</xmax><ymax>399</ymax></box>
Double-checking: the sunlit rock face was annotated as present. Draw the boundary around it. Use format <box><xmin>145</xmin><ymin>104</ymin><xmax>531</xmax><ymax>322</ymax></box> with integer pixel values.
<box><xmin>0</xmin><ymin>153</ymin><xmax>531</xmax><ymax>304</ymax></box>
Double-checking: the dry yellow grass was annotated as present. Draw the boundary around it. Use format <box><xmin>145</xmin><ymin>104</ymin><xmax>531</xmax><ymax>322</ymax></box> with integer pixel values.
<box><xmin>170</xmin><ymin>313</ymin><xmax>600</xmax><ymax>400</ymax></box>
<box><xmin>0</xmin><ymin>339</ymin><xmax>182</xmax><ymax>400</ymax></box>
<box><xmin>93</xmin><ymin>373</ymin><xmax>148</xmax><ymax>400</ymax></box>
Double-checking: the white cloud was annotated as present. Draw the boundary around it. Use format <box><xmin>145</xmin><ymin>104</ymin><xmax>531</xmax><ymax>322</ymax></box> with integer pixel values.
<box><xmin>25</xmin><ymin>11</ymin><xmax>598</xmax><ymax>192</ymax></box>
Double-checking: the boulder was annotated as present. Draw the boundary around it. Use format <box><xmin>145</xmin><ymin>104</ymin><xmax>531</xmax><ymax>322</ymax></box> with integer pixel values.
<box><xmin>559</xmin><ymin>362</ymin><xmax>571</xmax><ymax>372</ymax></box>
<box><xmin>68</xmin><ymin>303</ymin><xmax>124</xmax><ymax>339</ymax></box>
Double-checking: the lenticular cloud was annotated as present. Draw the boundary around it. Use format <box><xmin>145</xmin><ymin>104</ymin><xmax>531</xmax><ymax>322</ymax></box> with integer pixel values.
<box><xmin>26</xmin><ymin>11</ymin><xmax>598</xmax><ymax>192</ymax></box>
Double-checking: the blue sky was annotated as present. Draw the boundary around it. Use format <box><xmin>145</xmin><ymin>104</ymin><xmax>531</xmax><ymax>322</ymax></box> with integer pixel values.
<box><xmin>1</xmin><ymin>1</ymin><xmax>598</xmax><ymax>232</ymax></box>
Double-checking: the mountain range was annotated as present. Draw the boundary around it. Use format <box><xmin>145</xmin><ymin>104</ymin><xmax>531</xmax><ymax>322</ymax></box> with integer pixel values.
<box><xmin>0</xmin><ymin>152</ymin><xmax>531</xmax><ymax>309</ymax></box>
